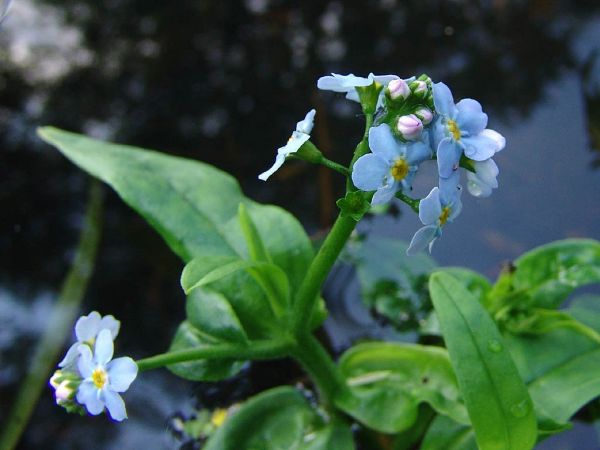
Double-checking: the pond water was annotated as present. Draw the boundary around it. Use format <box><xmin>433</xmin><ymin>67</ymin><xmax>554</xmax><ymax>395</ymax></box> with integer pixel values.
<box><xmin>1</xmin><ymin>1</ymin><xmax>600</xmax><ymax>449</ymax></box>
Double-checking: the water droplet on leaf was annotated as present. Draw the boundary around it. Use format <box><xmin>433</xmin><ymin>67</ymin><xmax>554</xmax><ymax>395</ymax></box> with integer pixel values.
<box><xmin>510</xmin><ymin>400</ymin><xmax>530</xmax><ymax>418</ymax></box>
<box><xmin>487</xmin><ymin>340</ymin><xmax>503</xmax><ymax>353</ymax></box>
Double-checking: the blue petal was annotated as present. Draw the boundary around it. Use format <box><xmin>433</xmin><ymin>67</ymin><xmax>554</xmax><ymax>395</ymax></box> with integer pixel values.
<box><xmin>58</xmin><ymin>343</ymin><xmax>79</xmax><ymax>368</ymax></box>
<box><xmin>456</xmin><ymin>99</ymin><xmax>487</xmax><ymax>135</ymax></box>
<box><xmin>107</xmin><ymin>357</ymin><xmax>138</xmax><ymax>393</ymax></box>
<box><xmin>436</xmin><ymin>138</ymin><xmax>461</xmax><ymax>178</ymax></box>
<box><xmin>369</xmin><ymin>124</ymin><xmax>402</xmax><ymax>163</ymax></box>
<box><xmin>94</xmin><ymin>329</ymin><xmax>114</xmax><ymax>366</ymax></box>
<box><xmin>295</xmin><ymin>109</ymin><xmax>316</xmax><ymax>134</ymax></box>
<box><xmin>75</xmin><ymin>311</ymin><xmax>101</xmax><ymax>342</ymax></box>
<box><xmin>77</xmin><ymin>344</ymin><xmax>94</xmax><ymax>378</ymax></box>
<box><xmin>407</xmin><ymin>225</ymin><xmax>439</xmax><ymax>255</ymax></box>
<box><xmin>433</xmin><ymin>82</ymin><xmax>456</xmax><ymax>117</ymax></box>
<box><xmin>372</xmin><ymin>182</ymin><xmax>398</xmax><ymax>205</ymax></box>
<box><xmin>439</xmin><ymin>171</ymin><xmax>461</xmax><ymax>205</ymax></box>
<box><xmin>317</xmin><ymin>73</ymin><xmax>371</xmax><ymax>92</ymax></box>
<box><xmin>77</xmin><ymin>381</ymin><xmax>104</xmax><ymax>415</ymax></box>
<box><xmin>406</xmin><ymin>140</ymin><xmax>433</xmax><ymax>165</ymax></box>
<box><xmin>419</xmin><ymin>187</ymin><xmax>442</xmax><ymax>225</ymax></box>
<box><xmin>461</xmin><ymin>133</ymin><xmax>497</xmax><ymax>161</ymax></box>
<box><xmin>103</xmin><ymin>390</ymin><xmax>127</xmax><ymax>421</ymax></box>
<box><xmin>352</xmin><ymin>154</ymin><xmax>389</xmax><ymax>191</ymax></box>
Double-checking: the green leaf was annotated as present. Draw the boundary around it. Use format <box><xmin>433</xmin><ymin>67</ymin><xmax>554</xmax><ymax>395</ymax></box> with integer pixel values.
<box><xmin>567</xmin><ymin>294</ymin><xmax>600</xmax><ymax>334</ymax></box>
<box><xmin>437</xmin><ymin>267</ymin><xmax>491</xmax><ymax>301</ymax></box>
<box><xmin>38</xmin><ymin>127</ymin><xmax>313</xmax><ymax>292</ymax></box>
<box><xmin>511</xmin><ymin>239</ymin><xmax>600</xmax><ymax>309</ymax></box>
<box><xmin>238</xmin><ymin>203</ymin><xmax>272</xmax><ymax>263</ymax></box>
<box><xmin>167</xmin><ymin>321</ymin><xmax>244</xmax><ymax>381</ymax></box>
<box><xmin>182</xmin><ymin>256</ymin><xmax>291</xmax><ymax>321</ymax></box>
<box><xmin>504</xmin><ymin>325</ymin><xmax>600</xmax><ymax>427</ymax></box>
<box><xmin>186</xmin><ymin>289</ymin><xmax>248</xmax><ymax>344</ymax></box>
<box><xmin>421</xmin><ymin>415</ymin><xmax>477</xmax><ymax>450</ymax></box>
<box><xmin>334</xmin><ymin>342</ymin><xmax>468</xmax><ymax>434</ymax></box>
<box><xmin>429</xmin><ymin>272</ymin><xmax>537</xmax><ymax>450</ymax></box>
<box><xmin>204</xmin><ymin>387</ymin><xmax>355</xmax><ymax>450</ymax></box>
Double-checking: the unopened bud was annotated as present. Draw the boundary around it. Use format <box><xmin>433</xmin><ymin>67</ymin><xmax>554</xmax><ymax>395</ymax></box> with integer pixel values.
<box><xmin>387</xmin><ymin>79</ymin><xmax>410</xmax><ymax>100</ymax></box>
<box><xmin>415</xmin><ymin>107</ymin><xmax>433</xmax><ymax>125</ymax></box>
<box><xmin>411</xmin><ymin>80</ymin><xmax>428</xmax><ymax>96</ymax></box>
<box><xmin>396</xmin><ymin>114</ymin><xmax>423</xmax><ymax>140</ymax></box>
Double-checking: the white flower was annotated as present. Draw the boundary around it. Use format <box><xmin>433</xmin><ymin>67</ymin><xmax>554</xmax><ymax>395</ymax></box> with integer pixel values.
<box><xmin>466</xmin><ymin>158</ymin><xmax>499</xmax><ymax>197</ymax></box>
<box><xmin>258</xmin><ymin>109</ymin><xmax>316</xmax><ymax>181</ymax></box>
<box><xmin>317</xmin><ymin>73</ymin><xmax>399</xmax><ymax>106</ymax></box>
<box><xmin>59</xmin><ymin>311</ymin><xmax>120</xmax><ymax>369</ymax></box>
<box><xmin>76</xmin><ymin>329</ymin><xmax>138</xmax><ymax>421</ymax></box>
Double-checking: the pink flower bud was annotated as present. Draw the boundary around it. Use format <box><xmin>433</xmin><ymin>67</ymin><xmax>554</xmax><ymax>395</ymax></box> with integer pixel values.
<box><xmin>415</xmin><ymin>107</ymin><xmax>433</xmax><ymax>125</ymax></box>
<box><xmin>411</xmin><ymin>80</ymin><xmax>428</xmax><ymax>95</ymax></box>
<box><xmin>387</xmin><ymin>78</ymin><xmax>410</xmax><ymax>100</ymax></box>
<box><xmin>396</xmin><ymin>114</ymin><xmax>423</xmax><ymax>140</ymax></box>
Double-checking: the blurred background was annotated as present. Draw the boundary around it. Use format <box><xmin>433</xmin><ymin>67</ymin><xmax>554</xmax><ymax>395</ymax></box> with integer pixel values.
<box><xmin>1</xmin><ymin>0</ymin><xmax>600</xmax><ymax>448</ymax></box>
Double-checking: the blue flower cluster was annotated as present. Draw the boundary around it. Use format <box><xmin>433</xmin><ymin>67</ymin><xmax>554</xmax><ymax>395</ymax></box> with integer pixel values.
<box><xmin>49</xmin><ymin>311</ymin><xmax>138</xmax><ymax>421</ymax></box>
<box><xmin>319</xmin><ymin>73</ymin><xmax>505</xmax><ymax>254</ymax></box>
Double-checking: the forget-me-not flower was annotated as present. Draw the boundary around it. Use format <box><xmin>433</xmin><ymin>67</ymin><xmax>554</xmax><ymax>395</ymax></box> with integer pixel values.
<box><xmin>466</xmin><ymin>158</ymin><xmax>500</xmax><ymax>197</ymax></box>
<box><xmin>76</xmin><ymin>329</ymin><xmax>138</xmax><ymax>421</ymax></box>
<box><xmin>59</xmin><ymin>311</ymin><xmax>120</xmax><ymax>369</ymax></box>
<box><xmin>407</xmin><ymin>173</ymin><xmax>463</xmax><ymax>255</ymax></box>
<box><xmin>258</xmin><ymin>109</ymin><xmax>315</xmax><ymax>181</ymax></box>
<box><xmin>352</xmin><ymin>124</ymin><xmax>432</xmax><ymax>205</ymax></box>
<box><xmin>317</xmin><ymin>73</ymin><xmax>399</xmax><ymax>107</ymax></box>
<box><xmin>433</xmin><ymin>82</ymin><xmax>505</xmax><ymax>178</ymax></box>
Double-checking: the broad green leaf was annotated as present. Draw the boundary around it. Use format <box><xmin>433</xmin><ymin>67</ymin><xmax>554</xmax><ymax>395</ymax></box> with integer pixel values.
<box><xmin>204</xmin><ymin>387</ymin><xmax>355</xmax><ymax>450</ymax></box>
<box><xmin>505</xmin><ymin>325</ymin><xmax>600</xmax><ymax>427</ymax></box>
<box><xmin>429</xmin><ymin>272</ymin><xmax>537</xmax><ymax>450</ymax></box>
<box><xmin>186</xmin><ymin>289</ymin><xmax>248</xmax><ymax>344</ymax></box>
<box><xmin>568</xmin><ymin>294</ymin><xmax>600</xmax><ymax>334</ymax></box>
<box><xmin>437</xmin><ymin>267</ymin><xmax>491</xmax><ymax>301</ymax></box>
<box><xmin>421</xmin><ymin>415</ymin><xmax>477</xmax><ymax>450</ymax></box>
<box><xmin>38</xmin><ymin>127</ymin><xmax>313</xmax><ymax>292</ymax></box>
<box><xmin>335</xmin><ymin>342</ymin><xmax>468</xmax><ymax>434</ymax></box>
<box><xmin>511</xmin><ymin>239</ymin><xmax>600</xmax><ymax>309</ymax></box>
<box><xmin>182</xmin><ymin>255</ymin><xmax>291</xmax><ymax>319</ymax></box>
<box><xmin>168</xmin><ymin>321</ymin><xmax>244</xmax><ymax>381</ymax></box>
<box><xmin>238</xmin><ymin>203</ymin><xmax>271</xmax><ymax>263</ymax></box>
<box><xmin>527</xmin><ymin>347</ymin><xmax>600</xmax><ymax>424</ymax></box>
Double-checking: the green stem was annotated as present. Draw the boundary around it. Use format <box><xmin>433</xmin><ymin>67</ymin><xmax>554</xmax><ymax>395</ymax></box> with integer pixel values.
<box><xmin>290</xmin><ymin>333</ymin><xmax>347</xmax><ymax>406</ymax></box>
<box><xmin>319</xmin><ymin>156</ymin><xmax>350</xmax><ymax>177</ymax></box>
<box><xmin>0</xmin><ymin>180</ymin><xmax>103</xmax><ymax>450</ymax></box>
<box><xmin>396</xmin><ymin>191</ymin><xmax>420</xmax><ymax>213</ymax></box>
<box><xmin>136</xmin><ymin>338</ymin><xmax>293</xmax><ymax>372</ymax></box>
<box><xmin>291</xmin><ymin>212</ymin><xmax>357</xmax><ymax>333</ymax></box>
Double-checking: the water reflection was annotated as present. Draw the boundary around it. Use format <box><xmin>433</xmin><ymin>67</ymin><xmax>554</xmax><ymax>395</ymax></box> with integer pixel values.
<box><xmin>1</xmin><ymin>0</ymin><xmax>600</xmax><ymax>448</ymax></box>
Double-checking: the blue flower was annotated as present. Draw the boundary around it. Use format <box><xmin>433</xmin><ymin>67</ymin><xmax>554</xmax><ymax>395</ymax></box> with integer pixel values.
<box><xmin>317</xmin><ymin>73</ymin><xmax>399</xmax><ymax>106</ymax></box>
<box><xmin>76</xmin><ymin>329</ymin><xmax>138</xmax><ymax>421</ymax></box>
<box><xmin>352</xmin><ymin>124</ymin><xmax>432</xmax><ymax>205</ymax></box>
<box><xmin>59</xmin><ymin>311</ymin><xmax>120</xmax><ymax>369</ymax></box>
<box><xmin>258</xmin><ymin>109</ymin><xmax>315</xmax><ymax>181</ymax></box>
<box><xmin>466</xmin><ymin>158</ymin><xmax>499</xmax><ymax>197</ymax></box>
<box><xmin>432</xmin><ymin>82</ymin><xmax>505</xmax><ymax>178</ymax></box>
<box><xmin>407</xmin><ymin>173</ymin><xmax>463</xmax><ymax>255</ymax></box>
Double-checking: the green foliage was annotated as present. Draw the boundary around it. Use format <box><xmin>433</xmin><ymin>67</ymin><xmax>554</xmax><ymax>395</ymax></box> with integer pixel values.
<box><xmin>421</xmin><ymin>415</ymin><xmax>477</xmax><ymax>450</ymax></box>
<box><xmin>429</xmin><ymin>272</ymin><xmax>537</xmax><ymax>450</ymax></box>
<box><xmin>203</xmin><ymin>387</ymin><xmax>355</xmax><ymax>450</ymax></box>
<box><xmin>334</xmin><ymin>342</ymin><xmax>468</xmax><ymax>434</ymax></box>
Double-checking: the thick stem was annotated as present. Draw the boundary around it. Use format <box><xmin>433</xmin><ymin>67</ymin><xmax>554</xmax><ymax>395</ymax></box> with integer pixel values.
<box><xmin>291</xmin><ymin>213</ymin><xmax>357</xmax><ymax>333</ymax></box>
<box><xmin>346</xmin><ymin>113</ymin><xmax>373</xmax><ymax>192</ymax></box>
<box><xmin>136</xmin><ymin>338</ymin><xmax>293</xmax><ymax>372</ymax></box>
<box><xmin>0</xmin><ymin>180</ymin><xmax>104</xmax><ymax>450</ymax></box>
<box><xmin>291</xmin><ymin>333</ymin><xmax>347</xmax><ymax>406</ymax></box>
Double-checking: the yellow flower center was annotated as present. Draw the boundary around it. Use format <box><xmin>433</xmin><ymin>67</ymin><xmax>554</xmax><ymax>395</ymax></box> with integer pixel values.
<box><xmin>92</xmin><ymin>368</ymin><xmax>107</xmax><ymax>389</ymax></box>
<box><xmin>439</xmin><ymin>206</ymin><xmax>451</xmax><ymax>226</ymax></box>
<box><xmin>391</xmin><ymin>158</ymin><xmax>409</xmax><ymax>181</ymax></box>
<box><xmin>211</xmin><ymin>408</ymin><xmax>228</xmax><ymax>427</ymax></box>
<box><xmin>447</xmin><ymin>119</ymin><xmax>461</xmax><ymax>141</ymax></box>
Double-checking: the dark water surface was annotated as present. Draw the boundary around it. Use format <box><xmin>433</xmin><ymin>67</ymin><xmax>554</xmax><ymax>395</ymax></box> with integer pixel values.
<box><xmin>1</xmin><ymin>1</ymin><xmax>600</xmax><ymax>448</ymax></box>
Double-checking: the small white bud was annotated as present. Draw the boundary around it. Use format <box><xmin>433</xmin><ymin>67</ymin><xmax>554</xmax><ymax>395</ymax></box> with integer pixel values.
<box><xmin>415</xmin><ymin>107</ymin><xmax>433</xmax><ymax>125</ymax></box>
<box><xmin>411</xmin><ymin>80</ymin><xmax>428</xmax><ymax>95</ymax></box>
<box><xmin>396</xmin><ymin>114</ymin><xmax>423</xmax><ymax>140</ymax></box>
<box><xmin>387</xmin><ymin>79</ymin><xmax>410</xmax><ymax>100</ymax></box>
